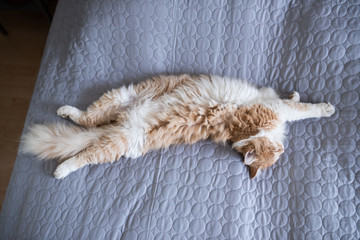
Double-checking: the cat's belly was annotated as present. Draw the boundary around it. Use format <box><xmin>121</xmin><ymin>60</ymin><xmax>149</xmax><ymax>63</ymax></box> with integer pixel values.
<box><xmin>119</xmin><ymin>99</ymin><xmax>164</xmax><ymax>158</ymax></box>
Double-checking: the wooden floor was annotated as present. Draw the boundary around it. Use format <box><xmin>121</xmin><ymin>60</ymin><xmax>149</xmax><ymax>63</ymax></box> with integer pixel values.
<box><xmin>0</xmin><ymin>10</ymin><xmax>50</xmax><ymax>209</ymax></box>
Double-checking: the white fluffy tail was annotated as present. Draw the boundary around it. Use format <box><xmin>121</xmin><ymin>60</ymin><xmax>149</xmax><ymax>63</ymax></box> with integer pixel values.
<box><xmin>21</xmin><ymin>124</ymin><xmax>103</xmax><ymax>160</ymax></box>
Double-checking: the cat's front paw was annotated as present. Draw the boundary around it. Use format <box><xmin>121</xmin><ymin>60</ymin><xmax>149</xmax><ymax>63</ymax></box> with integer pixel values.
<box><xmin>320</xmin><ymin>103</ymin><xmax>335</xmax><ymax>117</ymax></box>
<box><xmin>289</xmin><ymin>91</ymin><xmax>300</xmax><ymax>102</ymax></box>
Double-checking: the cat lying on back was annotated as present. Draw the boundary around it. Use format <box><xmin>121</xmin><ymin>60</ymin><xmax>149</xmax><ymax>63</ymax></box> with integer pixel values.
<box><xmin>22</xmin><ymin>75</ymin><xmax>335</xmax><ymax>179</ymax></box>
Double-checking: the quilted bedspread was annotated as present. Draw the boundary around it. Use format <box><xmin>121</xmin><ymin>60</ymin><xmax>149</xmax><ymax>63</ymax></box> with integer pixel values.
<box><xmin>1</xmin><ymin>0</ymin><xmax>359</xmax><ymax>239</ymax></box>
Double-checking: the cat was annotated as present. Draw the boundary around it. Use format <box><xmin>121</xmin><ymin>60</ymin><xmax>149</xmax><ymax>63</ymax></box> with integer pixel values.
<box><xmin>21</xmin><ymin>74</ymin><xmax>335</xmax><ymax>179</ymax></box>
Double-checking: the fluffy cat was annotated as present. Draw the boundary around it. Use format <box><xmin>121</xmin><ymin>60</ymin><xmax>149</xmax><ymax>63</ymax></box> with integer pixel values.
<box><xmin>21</xmin><ymin>74</ymin><xmax>335</xmax><ymax>179</ymax></box>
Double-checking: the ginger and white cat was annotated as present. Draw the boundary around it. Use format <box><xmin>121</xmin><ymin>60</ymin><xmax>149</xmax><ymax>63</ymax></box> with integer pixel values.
<box><xmin>21</xmin><ymin>75</ymin><xmax>335</xmax><ymax>179</ymax></box>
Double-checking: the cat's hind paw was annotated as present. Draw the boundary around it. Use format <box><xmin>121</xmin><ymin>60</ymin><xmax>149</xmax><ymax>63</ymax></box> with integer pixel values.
<box><xmin>54</xmin><ymin>158</ymin><xmax>78</xmax><ymax>179</ymax></box>
<box><xmin>320</xmin><ymin>103</ymin><xmax>335</xmax><ymax>117</ymax></box>
<box><xmin>54</xmin><ymin>164</ymin><xmax>71</xmax><ymax>179</ymax></box>
<box><xmin>57</xmin><ymin>105</ymin><xmax>81</xmax><ymax>119</ymax></box>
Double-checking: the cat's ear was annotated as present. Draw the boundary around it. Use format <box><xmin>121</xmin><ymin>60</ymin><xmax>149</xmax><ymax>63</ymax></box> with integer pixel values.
<box><xmin>244</xmin><ymin>150</ymin><xmax>256</xmax><ymax>165</ymax></box>
<box><xmin>276</xmin><ymin>142</ymin><xmax>285</xmax><ymax>153</ymax></box>
<box><xmin>244</xmin><ymin>150</ymin><xmax>260</xmax><ymax>178</ymax></box>
<box><xmin>248</xmin><ymin>165</ymin><xmax>259</xmax><ymax>179</ymax></box>
<box><xmin>244</xmin><ymin>151</ymin><xmax>260</xmax><ymax>178</ymax></box>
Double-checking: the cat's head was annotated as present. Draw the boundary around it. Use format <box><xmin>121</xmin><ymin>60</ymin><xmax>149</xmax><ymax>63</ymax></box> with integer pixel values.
<box><xmin>233</xmin><ymin>136</ymin><xmax>284</xmax><ymax>178</ymax></box>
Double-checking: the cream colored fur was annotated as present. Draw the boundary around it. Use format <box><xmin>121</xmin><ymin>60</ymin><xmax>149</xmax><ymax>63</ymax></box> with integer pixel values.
<box><xmin>21</xmin><ymin>75</ymin><xmax>335</xmax><ymax>179</ymax></box>
<box><xmin>21</xmin><ymin>124</ymin><xmax>103</xmax><ymax>160</ymax></box>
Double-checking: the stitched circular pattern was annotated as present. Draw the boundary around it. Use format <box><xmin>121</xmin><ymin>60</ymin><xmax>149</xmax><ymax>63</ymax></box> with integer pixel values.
<box><xmin>1</xmin><ymin>0</ymin><xmax>359</xmax><ymax>239</ymax></box>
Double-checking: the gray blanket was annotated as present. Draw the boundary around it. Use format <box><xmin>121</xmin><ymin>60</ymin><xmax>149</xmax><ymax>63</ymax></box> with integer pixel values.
<box><xmin>1</xmin><ymin>0</ymin><xmax>359</xmax><ymax>239</ymax></box>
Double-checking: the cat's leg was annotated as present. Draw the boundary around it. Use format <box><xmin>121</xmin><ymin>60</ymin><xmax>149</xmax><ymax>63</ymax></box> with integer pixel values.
<box><xmin>58</xmin><ymin>74</ymin><xmax>193</xmax><ymax>127</ymax></box>
<box><xmin>53</xmin><ymin>133</ymin><xmax>128</xmax><ymax>179</ymax></box>
<box><xmin>57</xmin><ymin>87</ymin><xmax>134</xmax><ymax>127</ymax></box>
<box><xmin>280</xmin><ymin>100</ymin><xmax>335</xmax><ymax>122</ymax></box>
<box><xmin>132</xmin><ymin>74</ymin><xmax>191</xmax><ymax>99</ymax></box>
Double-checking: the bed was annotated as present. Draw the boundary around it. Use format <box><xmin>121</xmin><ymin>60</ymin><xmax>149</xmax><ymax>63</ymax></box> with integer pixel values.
<box><xmin>1</xmin><ymin>0</ymin><xmax>359</xmax><ymax>239</ymax></box>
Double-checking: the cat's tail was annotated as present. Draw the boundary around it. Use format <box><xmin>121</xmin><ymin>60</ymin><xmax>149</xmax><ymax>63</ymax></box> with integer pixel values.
<box><xmin>21</xmin><ymin>123</ymin><xmax>103</xmax><ymax>160</ymax></box>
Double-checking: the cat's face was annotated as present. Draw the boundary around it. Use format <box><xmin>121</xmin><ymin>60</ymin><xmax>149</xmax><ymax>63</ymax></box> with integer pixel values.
<box><xmin>234</xmin><ymin>136</ymin><xmax>284</xmax><ymax>178</ymax></box>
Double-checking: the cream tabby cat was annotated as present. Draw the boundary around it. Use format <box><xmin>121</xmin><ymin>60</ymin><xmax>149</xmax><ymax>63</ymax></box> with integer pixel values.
<box><xmin>22</xmin><ymin>75</ymin><xmax>335</xmax><ymax>179</ymax></box>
